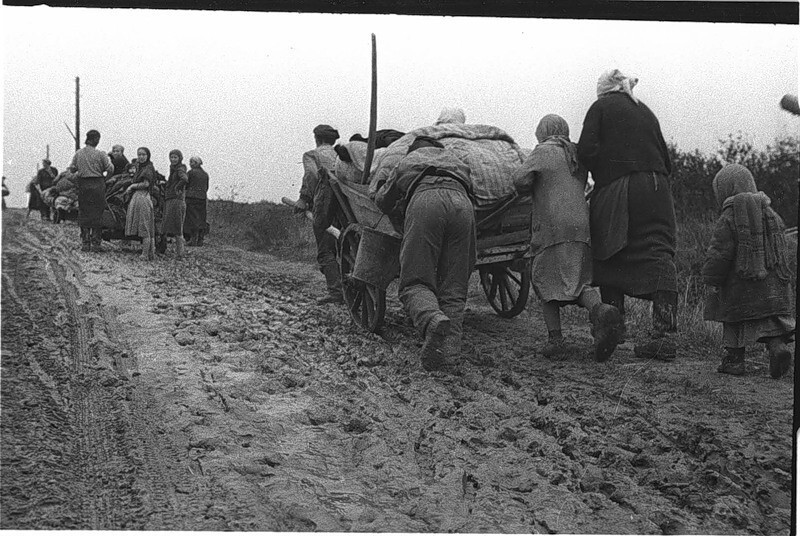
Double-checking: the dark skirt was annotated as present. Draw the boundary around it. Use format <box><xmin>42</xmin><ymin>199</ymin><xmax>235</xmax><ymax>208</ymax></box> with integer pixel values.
<box><xmin>162</xmin><ymin>198</ymin><xmax>186</xmax><ymax>236</ymax></box>
<box><xmin>77</xmin><ymin>177</ymin><xmax>106</xmax><ymax>227</ymax></box>
<box><xmin>591</xmin><ymin>171</ymin><xmax>678</xmax><ymax>297</ymax></box>
<box><xmin>184</xmin><ymin>198</ymin><xmax>207</xmax><ymax>233</ymax></box>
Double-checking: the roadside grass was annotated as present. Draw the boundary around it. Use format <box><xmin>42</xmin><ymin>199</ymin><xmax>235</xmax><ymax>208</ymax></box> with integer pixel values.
<box><xmin>207</xmin><ymin>199</ymin><xmax>316</xmax><ymax>262</ymax></box>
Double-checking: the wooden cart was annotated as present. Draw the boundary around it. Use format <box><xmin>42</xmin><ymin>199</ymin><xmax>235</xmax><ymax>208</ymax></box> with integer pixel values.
<box><xmin>328</xmin><ymin>175</ymin><xmax>533</xmax><ymax>333</ymax></box>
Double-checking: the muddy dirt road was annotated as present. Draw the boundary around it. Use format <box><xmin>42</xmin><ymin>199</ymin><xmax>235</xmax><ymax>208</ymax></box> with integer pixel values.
<box><xmin>1</xmin><ymin>210</ymin><xmax>795</xmax><ymax>534</ymax></box>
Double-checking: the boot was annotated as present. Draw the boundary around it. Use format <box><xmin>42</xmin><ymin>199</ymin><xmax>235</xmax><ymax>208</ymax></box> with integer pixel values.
<box><xmin>90</xmin><ymin>228</ymin><xmax>104</xmax><ymax>252</ymax></box>
<box><xmin>197</xmin><ymin>232</ymin><xmax>205</xmax><ymax>247</ymax></box>
<box><xmin>634</xmin><ymin>291</ymin><xmax>678</xmax><ymax>361</ymax></box>
<box><xmin>187</xmin><ymin>232</ymin><xmax>198</xmax><ymax>247</ymax></box>
<box><xmin>176</xmin><ymin>236</ymin><xmax>186</xmax><ymax>258</ymax></box>
<box><xmin>600</xmin><ymin>286</ymin><xmax>627</xmax><ymax>343</ymax></box>
<box><xmin>767</xmin><ymin>337</ymin><xmax>792</xmax><ymax>379</ymax></box>
<box><xmin>420</xmin><ymin>315</ymin><xmax>450</xmax><ymax>371</ymax></box>
<box><xmin>589</xmin><ymin>303</ymin><xmax>624</xmax><ymax>362</ymax></box>
<box><xmin>317</xmin><ymin>263</ymin><xmax>343</xmax><ymax>305</ymax></box>
<box><xmin>717</xmin><ymin>348</ymin><xmax>745</xmax><ymax>376</ymax></box>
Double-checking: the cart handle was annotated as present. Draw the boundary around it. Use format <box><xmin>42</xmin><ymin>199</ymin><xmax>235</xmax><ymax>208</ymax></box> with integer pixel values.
<box><xmin>281</xmin><ymin>197</ymin><xmax>341</xmax><ymax>239</ymax></box>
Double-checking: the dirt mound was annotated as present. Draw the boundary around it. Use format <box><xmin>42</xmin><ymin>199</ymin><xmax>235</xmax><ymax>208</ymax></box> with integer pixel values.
<box><xmin>1</xmin><ymin>210</ymin><xmax>793</xmax><ymax>533</ymax></box>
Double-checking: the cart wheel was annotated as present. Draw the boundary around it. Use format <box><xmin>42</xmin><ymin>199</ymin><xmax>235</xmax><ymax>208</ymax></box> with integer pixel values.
<box><xmin>339</xmin><ymin>224</ymin><xmax>386</xmax><ymax>333</ymax></box>
<box><xmin>479</xmin><ymin>258</ymin><xmax>531</xmax><ymax>318</ymax></box>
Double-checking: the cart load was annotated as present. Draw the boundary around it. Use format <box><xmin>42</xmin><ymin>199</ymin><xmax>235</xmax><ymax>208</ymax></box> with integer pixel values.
<box><xmin>42</xmin><ymin>170</ymin><xmax>80</xmax><ymax>223</ymax></box>
<box><xmin>367</xmin><ymin>123</ymin><xmax>529</xmax><ymax>208</ymax></box>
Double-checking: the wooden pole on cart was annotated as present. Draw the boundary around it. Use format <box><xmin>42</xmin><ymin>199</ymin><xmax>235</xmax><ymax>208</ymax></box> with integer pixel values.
<box><xmin>361</xmin><ymin>34</ymin><xmax>378</xmax><ymax>185</ymax></box>
<box><xmin>281</xmin><ymin>197</ymin><xmax>341</xmax><ymax>239</ymax></box>
<box><xmin>75</xmin><ymin>76</ymin><xmax>80</xmax><ymax>151</ymax></box>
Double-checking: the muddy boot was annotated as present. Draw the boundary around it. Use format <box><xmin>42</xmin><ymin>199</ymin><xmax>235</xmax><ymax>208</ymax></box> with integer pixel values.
<box><xmin>90</xmin><ymin>228</ymin><xmax>104</xmax><ymax>252</ymax></box>
<box><xmin>766</xmin><ymin>337</ymin><xmax>792</xmax><ymax>379</ymax></box>
<box><xmin>317</xmin><ymin>263</ymin><xmax>344</xmax><ymax>305</ymax></box>
<box><xmin>420</xmin><ymin>315</ymin><xmax>451</xmax><ymax>371</ymax></box>
<box><xmin>590</xmin><ymin>303</ymin><xmax>624</xmax><ymax>362</ymax></box>
<box><xmin>717</xmin><ymin>347</ymin><xmax>745</xmax><ymax>376</ymax></box>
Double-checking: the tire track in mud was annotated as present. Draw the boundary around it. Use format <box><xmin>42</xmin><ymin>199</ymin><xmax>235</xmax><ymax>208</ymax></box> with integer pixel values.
<box><xmin>1</xmin><ymin>214</ymin><xmax>216</xmax><ymax>530</ymax></box>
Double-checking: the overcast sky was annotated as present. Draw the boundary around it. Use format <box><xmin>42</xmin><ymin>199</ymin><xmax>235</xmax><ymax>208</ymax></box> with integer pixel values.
<box><xmin>2</xmin><ymin>6</ymin><xmax>798</xmax><ymax>208</ymax></box>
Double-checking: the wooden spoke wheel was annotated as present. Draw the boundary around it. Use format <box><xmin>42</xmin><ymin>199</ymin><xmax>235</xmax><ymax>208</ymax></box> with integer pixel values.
<box><xmin>339</xmin><ymin>224</ymin><xmax>386</xmax><ymax>333</ymax></box>
<box><xmin>479</xmin><ymin>257</ymin><xmax>532</xmax><ymax>318</ymax></box>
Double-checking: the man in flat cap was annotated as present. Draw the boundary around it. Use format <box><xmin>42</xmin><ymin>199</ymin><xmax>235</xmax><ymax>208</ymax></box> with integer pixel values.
<box><xmin>68</xmin><ymin>129</ymin><xmax>114</xmax><ymax>252</ymax></box>
<box><xmin>373</xmin><ymin>136</ymin><xmax>476</xmax><ymax>372</ymax></box>
<box><xmin>295</xmin><ymin>124</ymin><xmax>344</xmax><ymax>305</ymax></box>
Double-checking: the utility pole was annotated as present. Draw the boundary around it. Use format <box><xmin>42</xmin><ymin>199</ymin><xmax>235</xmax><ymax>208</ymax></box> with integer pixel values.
<box><xmin>75</xmin><ymin>76</ymin><xmax>80</xmax><ymax>151</ymax></box>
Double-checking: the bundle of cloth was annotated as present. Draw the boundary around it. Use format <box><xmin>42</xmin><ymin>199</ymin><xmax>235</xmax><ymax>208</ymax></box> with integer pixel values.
<box><xmin>368</xmin><ymin>123</ymin><xmax>528</xmax><ymax>207</ymax></box>
<box><xmin>334</xmin><ymin>129</ymin><xmax>406</xmax><ymax>184</ymax></box>
<box><xmin>42</xmin><ymin>170</ymin><xmax>80</xmax><ymax>213</ymax></box>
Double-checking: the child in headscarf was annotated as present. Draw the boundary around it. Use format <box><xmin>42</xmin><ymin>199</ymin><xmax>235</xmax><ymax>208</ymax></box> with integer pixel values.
<box><xmin>702</xmin><ymin>163</ymin><xmax>794</xmax><ymax>378</ymax></box>
<box><xmin>513</xmin><ymin>114</ymin><xmax>624</xmax><ymax>362</ymax></box>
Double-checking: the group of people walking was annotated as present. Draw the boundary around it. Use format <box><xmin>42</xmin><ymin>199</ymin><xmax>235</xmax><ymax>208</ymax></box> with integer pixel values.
<box><xmin>63</xmin><ymin>130</ymin><xmax>210</xmax><ymax>259</ymax></box>
<box><xmin>297</xmin><ymin>68</ymin><xmax>795</xmax><ymax>379</ymax></box>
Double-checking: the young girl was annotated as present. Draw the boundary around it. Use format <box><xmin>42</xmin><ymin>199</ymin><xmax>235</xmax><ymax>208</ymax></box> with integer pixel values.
<box><xmin>513</xmin><ymin>114</ymin><xmax>624</xmax><ymax>362</ymax></box>
<box><xmin>162</xmin><ymin>149</ymin><xmax>189</xmax><ymax>258</ymax></box>
<box><xmin>702</xmin><ymin>163</ymin><xmax>794</xmax><ymax>378</ymax></box>
<box><xmin>125</xmin><ymin>148</ymin><xmax>156</xmax><ymax>260</ymax></box>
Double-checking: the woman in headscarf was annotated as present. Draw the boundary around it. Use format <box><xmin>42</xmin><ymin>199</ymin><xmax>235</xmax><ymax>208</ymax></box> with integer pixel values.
<box><xmin>702</xmin><ymin>164</ymin><xmax>794</xmax><ymax>378</ymax></box>
<box><xmin>514</xmin><ymin>114</ymin><xmax>624</xmax><ymax>362</ymax></box>
<box><xmin>577</xmin><ymin>69</ymin><xmax>678</xmax><ymax>361</ymax></box>
<box><xmin>162</xmin><ymin>149</ymin><xmax>188</xmax><ymax>258</ymax></box>
<box><xmin>124</xmin><ymin>147</ymin><xmax>157</xmax><ymax>260</ymax></box>
<box><xmin>185</xmin><ymin>156</ymin><xmax>209</xmax><ymax>246</ymax></box>
<box><xmin>435</xmin><ymin>107</ymin><xmax>466</xmax><ymax>125</ymax></box>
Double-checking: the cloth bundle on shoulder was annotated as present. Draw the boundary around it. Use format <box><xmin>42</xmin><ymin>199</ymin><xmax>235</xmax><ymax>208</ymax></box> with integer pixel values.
<box><xmin>369</xmin><ymin>123</ymin><xmax>527</xmax><ymax>207</ymax></box>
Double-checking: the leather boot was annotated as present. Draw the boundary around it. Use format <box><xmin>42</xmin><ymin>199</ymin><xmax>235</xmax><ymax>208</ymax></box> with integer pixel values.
<box><xmin>767</xmin><ymin>337</ymin><xmax>792</xmax><ymax>379</ymax></box>
<box><xmin>420</xmin><ymin>315</ymin><xmax>450</xmax><ymax>371</ymax></box>
<box><xmin>589</xmin><ymin>303</ymin><xmax>624</xmax><ymax>362</ymax></box>
<box><xmin>317</xmin><ymin>263</ymin><xmax>343</xmax><ymax>305</ymax></box>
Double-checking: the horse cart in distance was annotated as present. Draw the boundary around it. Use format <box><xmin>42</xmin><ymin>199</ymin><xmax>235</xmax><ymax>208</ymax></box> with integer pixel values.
<box><xmin>327</xmin><ymin>174</ymin><xmax>533</xmax><ymax>333</ymax></box>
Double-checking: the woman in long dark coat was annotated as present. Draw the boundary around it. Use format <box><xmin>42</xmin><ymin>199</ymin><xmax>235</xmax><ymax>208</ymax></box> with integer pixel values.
<box><xmin>577</xmin><ymin>69</ymin><xmax>679</xmax><ymax>361</ymax></box>
<box><xmin>184</xmin><ymin>156</ymin><xmax>209</xmax><ymax>246</ymax></box>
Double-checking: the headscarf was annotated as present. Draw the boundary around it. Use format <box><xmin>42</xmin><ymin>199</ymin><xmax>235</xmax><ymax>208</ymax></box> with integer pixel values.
<box><xmin>435</xmin><ymin>108</ymin><xmax>466</xmax><ymax>125</ymax></box>
<box><xmin>313</xmin><ymin>124</ymin><xmax>340</xmax><ymax>144</ymax></box>
<box><xmin>712</xmin><ymin>164</ymin><xmax>790</xmax><ymax>281</ymax></box>
<box><xmin>535</xmin><ymin>114</ymin><xmax>579</xmax><ymax>175</ymax></box>
<box><xmin>597</xmin><ymin>69</ymin><xmax>639</xmax><ymax>103</ymax></box>
<box><xmin>189</xmin><ymin>156</ymin><xmax>203</xmax><ymax>167</ymax></box>
<box><xmin>134</xmin><ymin>146</ymin><xmax>154</xmax><ymax>184</ymax></box>
<box><xmin>136</xmin><ymin>146</ymin><xmax>152</xmax><ymax>163</ymax></box>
